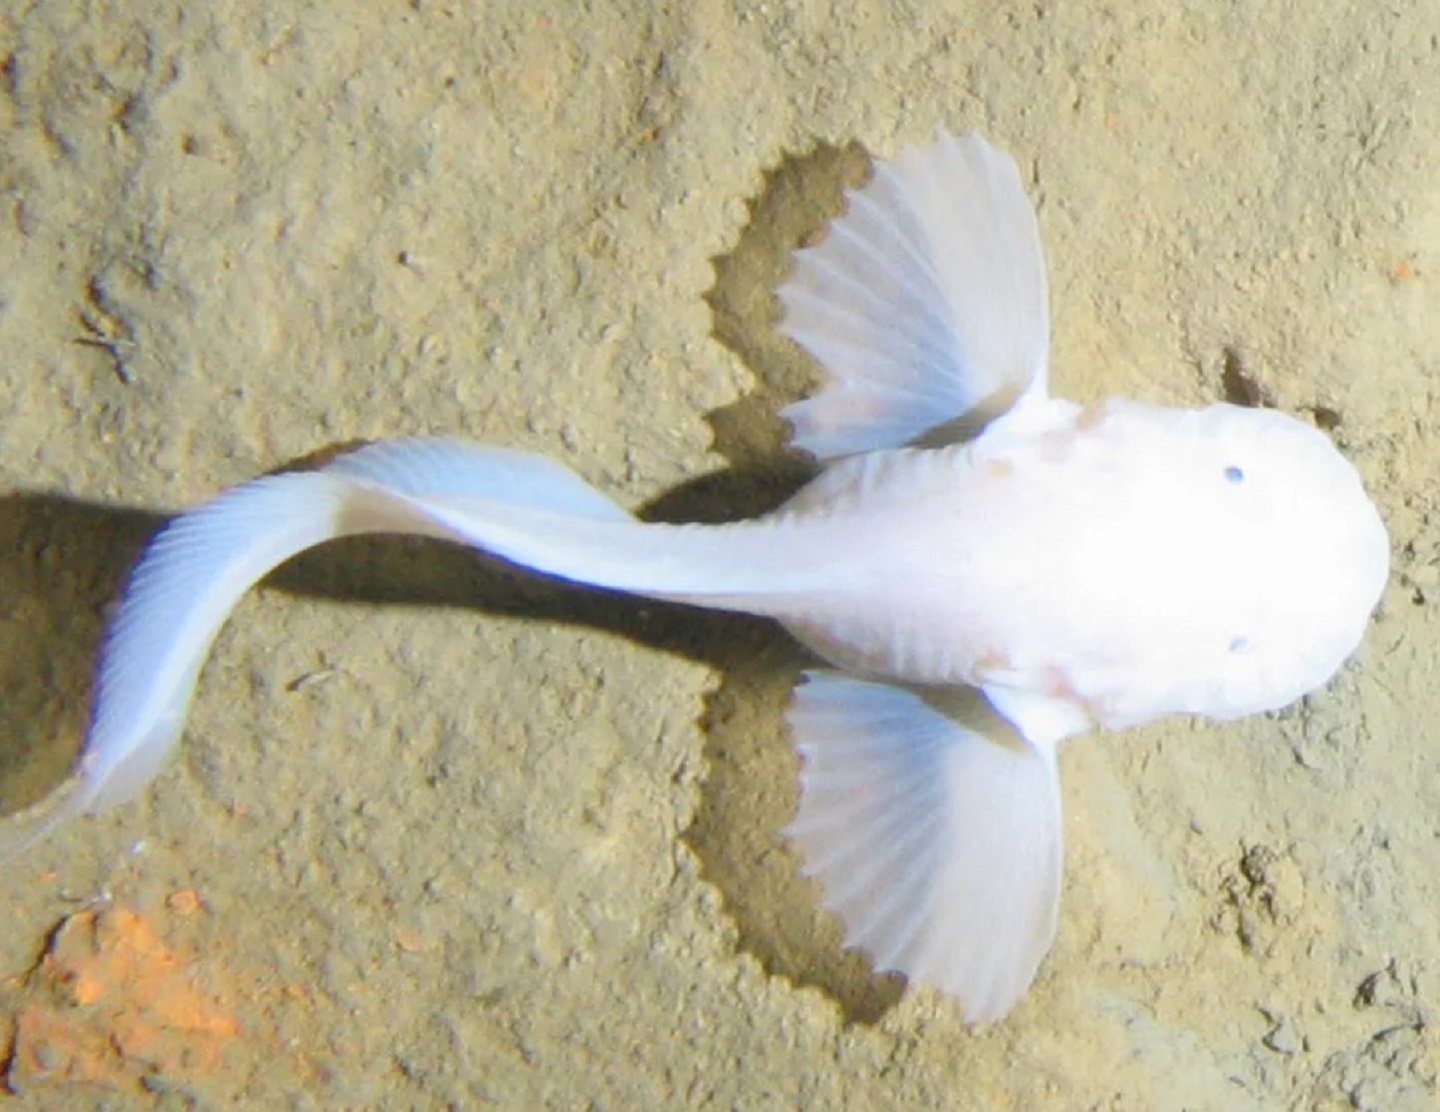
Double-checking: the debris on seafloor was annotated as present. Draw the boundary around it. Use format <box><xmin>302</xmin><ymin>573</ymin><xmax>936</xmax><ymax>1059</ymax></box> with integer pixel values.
<box><xmin>2</xmin><ymin>902</ymin><xmax>239</xmax><ymax>1098</ymax></box>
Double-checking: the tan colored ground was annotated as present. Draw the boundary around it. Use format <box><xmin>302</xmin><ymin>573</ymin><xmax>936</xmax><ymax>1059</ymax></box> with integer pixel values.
<box><xmin>2</xmin><ymin>2</ymin><xmax>1439</xmax><ymax>1107</ymax></box>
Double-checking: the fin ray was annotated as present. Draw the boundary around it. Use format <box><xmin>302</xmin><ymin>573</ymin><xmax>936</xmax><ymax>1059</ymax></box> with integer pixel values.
<box><xmin>780</xmin><ymin>131</ymin><xmax>1049</xmax><ymax>459</ymax></box>
<box><xmin>785</xmin><ymin>672</ymin><xmax>1062</xmax><ymax>1022</ymax></box>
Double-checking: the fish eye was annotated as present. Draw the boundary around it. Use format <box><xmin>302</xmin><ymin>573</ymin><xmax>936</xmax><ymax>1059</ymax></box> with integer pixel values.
<box><xmin>1224</xmin><ymin>465</ymin><xmax>1245</xmax><ymax>483</ymax></box>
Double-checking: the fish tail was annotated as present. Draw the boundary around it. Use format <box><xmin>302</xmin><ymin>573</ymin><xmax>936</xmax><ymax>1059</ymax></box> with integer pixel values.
<box><xmin>3</xmin><ymin>437</ymin><xmax>800</xmax><ymax>856</ymax></box>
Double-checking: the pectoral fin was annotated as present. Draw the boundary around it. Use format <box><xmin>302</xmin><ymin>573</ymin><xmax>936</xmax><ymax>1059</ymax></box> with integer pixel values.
<box><xmin>779</xmin><ymin>131</ymin><xmax>1050</xmax><ymax>459</ymax></box>
<box><xmin>784</xmin><ymin>672</ymin><xmax>1062</xmax><ymax>1023</ymax></box>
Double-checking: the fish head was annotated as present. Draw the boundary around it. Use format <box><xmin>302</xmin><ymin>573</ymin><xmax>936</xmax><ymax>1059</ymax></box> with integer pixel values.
<box><xmin>1093</xmin><ymin>401</ymin><xmax>1390</xmax><ymax>726</ymax></box>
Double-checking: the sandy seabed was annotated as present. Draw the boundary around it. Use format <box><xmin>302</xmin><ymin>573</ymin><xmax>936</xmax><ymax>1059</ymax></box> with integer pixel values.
<box><xmin>2</xmin><ymin>2</ymin><xmax>1439</xmax><ymax>1108</ymax></box>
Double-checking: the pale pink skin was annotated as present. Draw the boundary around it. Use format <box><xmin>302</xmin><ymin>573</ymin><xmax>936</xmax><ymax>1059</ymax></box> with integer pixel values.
<box><xmin>415</xmin><ymin>388</ymin><xmax>1387</xmax><ymax>747</ymax></box>
<box><xmin>751</xmin><ymin>394</ymin><xmax>1389</xmax><ymax>740</ymax></box>
<box><xmin>1</xmin><ymin>132</ymin><xmax>1390</xmax><ymax>1023</ymax></box>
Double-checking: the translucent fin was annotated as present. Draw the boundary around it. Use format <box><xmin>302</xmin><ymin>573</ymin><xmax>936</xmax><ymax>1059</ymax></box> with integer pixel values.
<box><xmin>785</xmin><ymin>672</ymin><xmax>1062</xmax><ymax>1023</ymax></box>
<box><xmin>981</xmin><ymin>685</ymin><xmax>1094</xmax><ymax>749</ymax></box>
<box><xmin>340</xmin><ymin>445</ymin><xmax>815</xmax><ymax>604</ymax></box>
<box><xmin>76</xmin><ymin>472</ymin><xmax>358</xmax><ymax>818</ymax></box>
<box><xmin>779</xmin><ymin>131</ymin><xmax>1049</xmax><ymax>459</ymax></box>
<box><xmin>0</xmin><ymin>777</ymin><xmax>98</xmax><ymax>862</ymax></box>
<box><xmin>327</xmin><ymin>437</ymin><xmax>630</xmax><ymax>521</ymax></box>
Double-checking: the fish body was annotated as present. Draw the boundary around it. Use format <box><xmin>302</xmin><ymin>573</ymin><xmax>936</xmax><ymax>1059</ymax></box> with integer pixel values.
<box><xmin>1</xmin><ymin>133</ymin><xmax>1389</xmax><ymax>1023</ymax></box>
<box><xmin>749</xmin><ymin>394</ymin><xmax>1385</xmax><ymax>737</ymax></box>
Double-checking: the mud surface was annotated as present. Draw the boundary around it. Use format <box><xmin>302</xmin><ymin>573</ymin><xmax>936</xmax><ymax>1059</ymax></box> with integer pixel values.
<box><xmin>2</xmin><ymin>3</ymin><xmax>1438</xmax><ymax>1108</ymax></box>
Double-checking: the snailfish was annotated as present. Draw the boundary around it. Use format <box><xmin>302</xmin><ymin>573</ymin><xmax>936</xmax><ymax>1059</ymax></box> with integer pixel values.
<box><xmin>0</xmin><ymin>133</ymin><xmax>1388</xmax><ymax>1022</ymax></box>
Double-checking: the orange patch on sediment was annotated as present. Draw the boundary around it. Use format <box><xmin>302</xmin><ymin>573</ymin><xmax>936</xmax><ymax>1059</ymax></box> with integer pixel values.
<box><xmin>1385</xmin><ymin>257</ymin><xmax>1419</xmax><ymax>285</ymax></box>
<box><xmin>4</xmin><ymin>903</ymin><xmax>239</xmax><ymax>1095</ymax></box>
<box><xmin>166</xmin><ymin>888</ymin><xmax>203</xmax><ymax>916</ymax></box>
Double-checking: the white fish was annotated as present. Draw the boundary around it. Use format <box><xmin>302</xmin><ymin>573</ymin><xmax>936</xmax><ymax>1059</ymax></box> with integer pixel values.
<box><xmin>0</xmin><ymin>133</ymin><xmax>1389</xmax><ymax>1022</ymax></box>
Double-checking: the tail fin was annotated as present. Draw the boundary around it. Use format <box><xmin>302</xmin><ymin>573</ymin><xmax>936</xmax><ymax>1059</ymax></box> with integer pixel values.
<box><xmin>1</xmin><ymin>469</ymin><xmax>356</xmax><ymax>860</ymax></box>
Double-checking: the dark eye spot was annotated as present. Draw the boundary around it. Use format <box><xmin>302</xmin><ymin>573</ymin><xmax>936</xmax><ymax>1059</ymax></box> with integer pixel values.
<box><xmin>1224</xmin><ymin>465</ymin><xmax>1244</xmax><ymax>483</ymax></box>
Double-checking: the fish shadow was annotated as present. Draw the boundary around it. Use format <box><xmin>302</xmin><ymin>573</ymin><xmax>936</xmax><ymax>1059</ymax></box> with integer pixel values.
<box><xmin>0</xmin><ymin>496</ymin><xmax>163</xmax><ymax>813</ymax></box>
<box><xmin>0</xmin><ymin>140</ymin><xmax>905</xmax><ymax>1024</ymax></box>
<box><xmin>679</xmin><ymin>137</ymin><xmax>907</xmax><ymax>1023</ymax></box>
